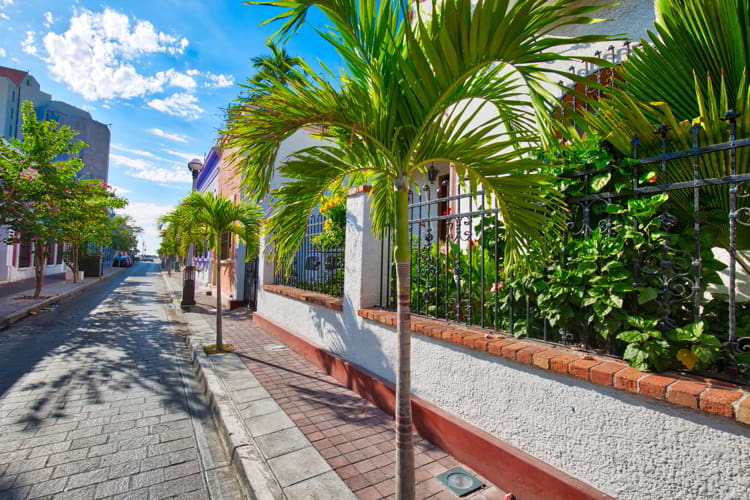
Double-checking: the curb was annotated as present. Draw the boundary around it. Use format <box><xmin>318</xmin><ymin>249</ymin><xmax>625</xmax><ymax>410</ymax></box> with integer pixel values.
<box><xmin>0</xmin><ymin>268</ymin><xmax>126</xmax><ymax>330</ymax></box>
<box><xmin>161</xmin><ymin>272</ymin><xmax>284</xmax><ymax>500</ymax></box>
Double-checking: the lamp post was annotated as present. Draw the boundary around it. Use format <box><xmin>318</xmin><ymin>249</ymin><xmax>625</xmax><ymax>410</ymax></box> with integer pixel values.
<box><xmin>181</xmin><ymin>158</ymin><xmax>203</xmax><ymax>306</ymax></box>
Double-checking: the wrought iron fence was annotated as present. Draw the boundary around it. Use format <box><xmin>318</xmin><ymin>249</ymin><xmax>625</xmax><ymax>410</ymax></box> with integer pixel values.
<box><xmin>379</xmin><ymin>112</ymin><xmax>750</xmax><ymax>380</ymax></box>
<box><xmin>273</xmin><ymin>213</ymin><xmax>345</xmax><ymax>297</ymax></box>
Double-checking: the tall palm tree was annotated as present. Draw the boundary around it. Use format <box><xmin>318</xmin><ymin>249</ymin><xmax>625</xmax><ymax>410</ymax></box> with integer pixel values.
<box><xmin>250</xmin><ymin>41</ymin><xmax>304</xmax><ymax>88</ymax></box>
<box><xmin>227</xmin><ymin>0</ymin><xmax>614</xmax><ymax>497</ymax></box>
<box><xmin>167</xmin><ymin>192</ymin><xmax>263</xmax><ymax>350</ymax></box>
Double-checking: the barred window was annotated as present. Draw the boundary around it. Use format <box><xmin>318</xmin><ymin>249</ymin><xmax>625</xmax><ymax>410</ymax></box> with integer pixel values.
<box><xmin>18</xmin><ymin>241</ymin><xmax>32</xmax><ymax>268</ymax></box>
<box><xmin>46</xmin><ymin>239</ymin><xmax>55</xmax><ymax>265</ymax></box>
<box><xmin>220</xmin><ymin>233</ymin><xmax>231</xmax><ymax>260</ymax></box>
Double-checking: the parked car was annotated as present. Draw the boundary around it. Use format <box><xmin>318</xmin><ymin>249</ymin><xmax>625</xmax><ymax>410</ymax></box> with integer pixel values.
<box><xmin>113</xmin><ymin>256</ymin><xmax>132</xmax><ymax>268</ymax></box>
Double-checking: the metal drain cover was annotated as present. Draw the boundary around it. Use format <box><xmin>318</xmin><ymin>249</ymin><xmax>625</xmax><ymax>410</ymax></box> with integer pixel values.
<box><xmin>264</xmin><ymin>344</ymin><xmax>288</xmax><ymax>351</ymax></box>
<box><xmin>436</xmin><ymin>467</ymin><xmax>484</xmax><ymax>497</ymax></box>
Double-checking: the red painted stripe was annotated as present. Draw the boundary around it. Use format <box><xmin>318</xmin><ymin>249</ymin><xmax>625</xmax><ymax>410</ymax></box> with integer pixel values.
<box><xmin>253</xmin><ymin>312</ymin><xmax>613</xmax><ymax>500</ymax></box>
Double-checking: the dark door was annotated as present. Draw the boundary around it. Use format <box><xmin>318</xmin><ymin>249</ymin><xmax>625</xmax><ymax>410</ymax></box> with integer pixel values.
<box><xmin>244</xmin><ymin>258</ymin><xmax>259</xmax><ymax>310</ymax></box>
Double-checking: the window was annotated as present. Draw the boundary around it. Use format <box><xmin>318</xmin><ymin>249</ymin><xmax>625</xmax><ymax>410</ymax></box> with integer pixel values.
<box><xmin>56</xmin><ymin>241</ymin><xmax>63</xmax><ymax>264</ymax></box>
<box><xmin>46</xmin><ymin>239</ymin><xmax>55</xmax><ymax>265</ymax></box>
<box><xmin>18</xmin><ymin>241</ymin><xmax>32</xmax><ymax>268</ymax></box>
<box><xmin>220</xmin><ymin>233</ymin><xmax>231</xmax><ymax>260</ymax></box>
<box><xmin>12</xmin><ymin>90</ymin><xmax>15</xmax><ymax>101</ymax></box>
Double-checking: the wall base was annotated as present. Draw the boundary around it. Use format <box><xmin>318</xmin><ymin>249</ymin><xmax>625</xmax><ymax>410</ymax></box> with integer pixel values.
<box><xmin>253</xmin><ymin>312</ymin><xmax>612</xmax><ymax>500</ymax></box>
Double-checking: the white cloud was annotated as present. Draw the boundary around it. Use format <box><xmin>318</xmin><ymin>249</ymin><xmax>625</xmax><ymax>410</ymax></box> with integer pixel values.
<box><xmin>0</xmin><ymin>48</ymin><xmax>5</xmax><ymax>57</ymax></box>
<box><xmin>111</xmin><ymin>151</ymin><xmax>192</xmax><ymax>184</ymax></box>
<box><xmin>110</xmin><ymin>185</ymin><xmax>130</xmax><ymax>195</ymax></box>
<box><xmin>118</xmin><ymin>201</ymin><xmax>174</xmax><ymax>254</ymax></box>
<box><xmin>111</xmin><ymin>143</ymin><xmax>159</xmax><ymax>159</ymax></box>
<box><xmin>21</xmin><ymin>31</ymin><xmax>36</xmax><ymax>55</ymax></box>
<box><xmin>186</xmin><ymin>69</ymin><xmax>199</xmax><ymax>76</ymax></box>
<box><xmin>205</xmin><ymin>72</ymin><xmax>234</xmax><ymax>88</ymax></box>
<box><xmin>147</xmin><ymin>128</ymin><xmax>187</xmax><ymax>143</ymax></box>
<box><xmin>147</xmin><ymin>92</ymin><xmax>203</xmax><ymax>119</ymax></box>
<box><xmin>0</xmin><ymin>13</ymin><xmax>9</xmax><ymax>20</ymax></box>
<box><xmin>164</xmin><ymin>149</ymin><xmax>202</xmax><ymax>162</ymax></box>
<box><xmin>110</xmin><ymin>153</ymin><xmax>151</xmax><ymax>170</ymax></box>
<box><xmin>129</xmin><ymin>167</ymin><xmax>191</xmax><ymax>183</ymax></box>
<box><xmin>43</xmin><ymin>11</ymin><xmax>54</xmax><ymax>28</ymax></box>
<box><xmin>41</xmin><ymin>9</ymin><xmax>192</xmax><ymax>101</ymax></box>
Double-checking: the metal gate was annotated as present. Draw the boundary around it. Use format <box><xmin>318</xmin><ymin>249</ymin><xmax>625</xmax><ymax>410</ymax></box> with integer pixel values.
<box><xmin>243</xmin><ymin>258</ymin><xmax>259</xmax><ymax>310</ymax></box>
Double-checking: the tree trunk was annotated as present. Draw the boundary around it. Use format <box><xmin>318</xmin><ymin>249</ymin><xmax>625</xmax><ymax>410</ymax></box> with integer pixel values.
<box><xmin>394</xmin><ymin>187</ymin><xmax>415</xmax><ymax>500</ymax></box>
<box><xmin>33</xmin><ymin>243</ymin><xmax>45</xmax><ymax>298</ymax></box>
<box><xmin>73</xmin><ymin>244</ymin><xmax>80</xmax><ymax>284</ymax></box>
<box><xmin>216</xmin><ymin>233</ymin><xmax>223</xmax><ymax>352</ymax></box>
<box><xmin>168</xmin><ymin>255</ymin><xmax>172</xmax><ymax>277</ymax></box>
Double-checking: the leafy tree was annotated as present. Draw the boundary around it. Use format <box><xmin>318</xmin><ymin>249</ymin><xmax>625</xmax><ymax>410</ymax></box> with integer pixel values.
<box><xmin>226</xmin><ymin>0</ymin><xmax>614</xmax><ymax>496</ymax></box>
<box><xmin>163</xmin><ymin>192</ymin><xmax>262</xmax><ymax>350</ymax></box>
<box><xmin>59</xmin><ymin>181</ymin><xmax>128</xmax><ymax>282</ymax></box>
<box><xmin>0</xmin><ymin>101</ymin><xmax>85</xmax><ymax>296</ymax></box>
<box><xmin>111</xmin><ymin>215</ymin><xmax>143</xmax><ymax>255</ymax></box>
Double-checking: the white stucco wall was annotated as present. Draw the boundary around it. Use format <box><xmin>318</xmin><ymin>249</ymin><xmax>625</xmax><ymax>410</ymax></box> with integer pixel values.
<box><xmin>257</xmin><ymin>191</ymin><xmax>750</xmax><ymax>500</ymax></box>
<box><xmin>257</xmin><ymin>287</ymin><xmax>750</xmax><ymax>500</ymax></box>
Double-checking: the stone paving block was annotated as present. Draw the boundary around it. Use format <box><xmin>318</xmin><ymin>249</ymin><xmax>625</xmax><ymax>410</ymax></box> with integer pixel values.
<box><xmin>148</xmin><ymin>472</ymin><xmax>205</xmax><ymax>499</ymax></box>
<box><xmin>267</xmin><ymin>446</ymin><xmax>332</xmax><ymax>487</ymax></box>
<box><xmin>117</xmin><ymin>434</ymin><xmax>160</xmax><ymax>451</ymax></box>
<box><xmin>55</xmin><ymin>484</ymin><xmax>96</xmax><ymax>500</ymax></box>
<box><xmin>283</xmin><ymin>470</ymin><xmax>356</xmax><ymax>500</ymax></box>
<box><xmin>93</xmin><ymin>476</ymin><xmax>129</xmax><ymax>498</ymax></box>
<box><xmin>255</xmin><ymin>426</ymin><xmax>311</xmax><ymax>459</ymax></box>
<box><xmin>4</xmin><ymin>455</ymin><xmax>48</xmax><ymax>475</ymax></box>
<box><xmin>108</xmin><ymin>461</ymin><xmax>141</xmax><ymax>480</ymax></box>
<box><xmin>28</xmin><ymin>476</ymin><xmax>69</xmax><ymax>498</ymax></box>
<box><xmin>147</xmin><ymin>437</ymin><xmax>195</xmax><ymax>457</ymax></box>
<box><xmin>131</xmin><ymin>468</ymin><xmax>165</xmax><ymax>489</ymax></box>
<box><xmin>98</xmin><ymin>446</ymin><xmax>148</xmax><ymax>467</ymax></box>
<box><xmin>245</xmin><ymin>410</ymin><xmax>295</xmax><ymax>437</ymax></box>
<box><xmin>232</xmin><ymin>387</ymin><xmax>272</xmax><ymax>405</ymax></box>
<box><xmin>163</xmin><ymin>460</ymin><xmax>201</xmax><ymax>481</ymax></box>
<box><xmin>239</xmin><ymin>398</ymin><xmax>281</xmax><ymax>419</ymax></box>
<box><xmin>112</xmin><ymin>487</ymin><xmax>149</xmax><ymax>500</ymax></box>
<box><xmin>13</xmin><ymin>466</ymin><xmax>53</xmax><ymax>487</ymax></box>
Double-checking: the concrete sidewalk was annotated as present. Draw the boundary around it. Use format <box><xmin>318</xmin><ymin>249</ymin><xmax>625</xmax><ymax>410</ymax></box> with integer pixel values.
<box><xmin>0</xmin><ymin>266</ymin><xmax>124</xmax><ymax>329</ymax></box>
<box><xmin>164</xmin><ymin>273</ymin><xmax>507</xmax><ymax>500</ymax></box>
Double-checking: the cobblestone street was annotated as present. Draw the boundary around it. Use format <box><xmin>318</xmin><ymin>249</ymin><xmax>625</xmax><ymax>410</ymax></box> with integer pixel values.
<box><xmin>0</xmin><ymin>264</ymin><xmax>241</xmax><ymax>500</ymax></box>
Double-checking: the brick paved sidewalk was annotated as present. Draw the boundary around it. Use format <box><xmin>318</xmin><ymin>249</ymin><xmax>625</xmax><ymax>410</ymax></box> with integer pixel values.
<box><xmin>165</xmin><ymin>274</ymin><xmax>507</xmax><ymax>500</ymax></box>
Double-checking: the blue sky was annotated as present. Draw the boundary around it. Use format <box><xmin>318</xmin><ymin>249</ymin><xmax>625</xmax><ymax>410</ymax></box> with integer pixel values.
<box><xmin>0</xmin><ymin>0</ymin><xmax>341</xmax><ymax>253</ymax></box>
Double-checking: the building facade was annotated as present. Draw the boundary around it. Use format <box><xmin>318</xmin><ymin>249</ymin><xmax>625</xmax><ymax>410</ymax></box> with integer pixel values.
<box><xmin>0</xmin><ymin>66</ymin><xmax>111</xmax><ymax>283</ymax></box>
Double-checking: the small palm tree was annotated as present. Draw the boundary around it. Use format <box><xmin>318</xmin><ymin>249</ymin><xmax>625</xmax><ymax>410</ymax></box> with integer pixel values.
<box><xmin>227</xmin><ymin>0</ymin><xmax>614</xmax><ymax>497</ymax></box>
<box><xmin>178</xmin><ymin>192</ymin><xmax>263</xmax><ymax>351</ymax></box>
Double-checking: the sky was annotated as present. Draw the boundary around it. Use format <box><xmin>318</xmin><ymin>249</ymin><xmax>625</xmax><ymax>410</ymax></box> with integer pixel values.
<box><xmin>0</xmin><ymin>0</ymin><xmax>341</xmax><ymax>254</ymax></box>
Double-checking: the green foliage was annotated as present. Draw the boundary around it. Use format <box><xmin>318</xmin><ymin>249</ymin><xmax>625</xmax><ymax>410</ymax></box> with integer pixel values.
<box><xmin>226</xmin><ymin>0</ymin><xmax>616</xmax><ymax>272</ymax></box>
<box><xmin>312</xmin><ymin>192</ymin><xmax>346</xmax><ymax>251</ymax></box>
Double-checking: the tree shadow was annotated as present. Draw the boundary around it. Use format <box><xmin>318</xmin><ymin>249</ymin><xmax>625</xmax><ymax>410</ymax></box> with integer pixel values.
<box><xmin>0</xmin><ymin>265</ymin><xmax>208</xmax><ymax>435</ymax></box>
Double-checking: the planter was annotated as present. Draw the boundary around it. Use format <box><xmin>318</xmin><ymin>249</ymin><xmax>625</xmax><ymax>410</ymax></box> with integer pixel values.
<box><xmin>81</xmin><ymin>255</ymin><xmax>103</xmax><ymax>277</ymax></box>
<box><xmin>65</xmin><ymin>270</ymin><xmax>85</xmax><ymax>282</ymax></box>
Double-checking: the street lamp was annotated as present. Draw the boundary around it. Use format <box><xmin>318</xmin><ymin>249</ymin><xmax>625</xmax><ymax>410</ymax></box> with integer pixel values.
<box><xmin>182</xmin><ymin>158</ymin><xmax>203</xmax><ymax>306</ymax></box>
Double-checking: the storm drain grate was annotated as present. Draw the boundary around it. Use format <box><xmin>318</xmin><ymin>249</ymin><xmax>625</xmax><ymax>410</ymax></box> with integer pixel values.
<box><xmin>264</xmin><ymin>344</ymin><xmax>288</xmax><ymax>351</ymax></box>
<box><xmin>436</xmin><ymin>467</ymin><xmax>485</xmax><ymax>497</ymax></box>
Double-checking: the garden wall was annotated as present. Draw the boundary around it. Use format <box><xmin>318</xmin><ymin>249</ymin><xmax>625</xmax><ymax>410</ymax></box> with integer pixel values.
<box><xmin>255</xmin><ymin>189</ymin><xmax>750</xmax><ymax>500</ymax></box>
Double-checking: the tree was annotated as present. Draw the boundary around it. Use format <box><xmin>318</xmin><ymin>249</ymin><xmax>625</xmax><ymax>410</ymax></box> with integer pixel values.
<box><xmin>59</xmin><ymin>181</ymin><xmax>128</xmax><ymax>283</ymax></box>
<box><xmin>249</xmin><ymin>41</ymin><xmax>304</xmax><ymax>89</ymax></box>
<box><xmin>226</xmin><ymin>0</ymin><xmax>614</xmax><ymax>497</ymax></box>
<box><xmin>0</xmin><ymin>101</ymin><xmax>85</xmax><ymax>296</ymax></box>
<box><xmin>164</xmin><ymin>192</ymin><xmax>262</xmax><ymax>350</ymax></box>
<box><xmin>112</xmin><ymin>215</ymin><xmax>143</xmax><ymax>256</ymax></box>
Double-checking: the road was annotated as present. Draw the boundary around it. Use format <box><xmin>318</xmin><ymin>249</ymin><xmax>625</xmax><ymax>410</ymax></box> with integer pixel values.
<box><xmin>0</xmin><ymin>263</ymin><xmax>242</xmax><ymax>500</ymax></box>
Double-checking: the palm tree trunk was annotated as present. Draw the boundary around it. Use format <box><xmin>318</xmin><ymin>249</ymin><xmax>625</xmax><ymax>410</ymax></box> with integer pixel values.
<box><xmin>394</xmin><ymin>186</ymin><xmax>415</xmax><ymax>500</ymax></box>
<box><xmin>215</xmin><ymin>233</ymin><xmax>223</xmax><ymax>352</ymax></box>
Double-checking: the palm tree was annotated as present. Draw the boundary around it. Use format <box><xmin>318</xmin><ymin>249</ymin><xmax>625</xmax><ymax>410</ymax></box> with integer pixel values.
<box><xmin>177</xmin><ymin>191</ymin><xmax>263</xmax><ymax>351</ymax></box>
<box><xmin>250</xmin><ymin>41</ymin><xmax>304</xmax><ymax>88</ymax></box>
<box><xmin>227</xmin><ymin>0</ymin><xmax>614</xmax><ymax>497</ymax></box>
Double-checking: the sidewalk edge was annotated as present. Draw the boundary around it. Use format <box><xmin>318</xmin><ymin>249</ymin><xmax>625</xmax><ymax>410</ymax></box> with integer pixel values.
<box><xmin>161</xmin><ymin>272</ymin><xmax>284</xmax><ymax>500</ymax></box>
<box><xmin>0</xmin><ymin>269</ymin><xmax>125</xmax><ymax>330</ymax></box>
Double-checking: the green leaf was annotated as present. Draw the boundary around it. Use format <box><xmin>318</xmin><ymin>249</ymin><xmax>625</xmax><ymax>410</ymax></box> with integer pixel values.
<box><xmin>618</xmin><ymin>330</ymin><xmax>650</xmax><ymax>343</ymax></box>
<box><xmin>591</xmin><ymin>173</ymin><xmax>611</xmax><ymax>192</ymax></box>
<box><xmin>637</xmin><ymin>287</ymin><xmax>659</xmax><ymax>305</ymax></box>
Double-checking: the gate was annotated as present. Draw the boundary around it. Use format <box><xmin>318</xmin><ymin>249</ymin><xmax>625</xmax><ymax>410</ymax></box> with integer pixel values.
<box><xmin>244</xmin><ymin>257</ymin><xmax>259</xmax><ymax>310</ymax></box>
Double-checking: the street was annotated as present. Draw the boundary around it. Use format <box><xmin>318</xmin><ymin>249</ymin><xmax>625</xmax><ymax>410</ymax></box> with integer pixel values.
<box><xmin>0</xmin><ymin>263</ymin><xmax>242</xmax><ymax>500</ymax></box>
